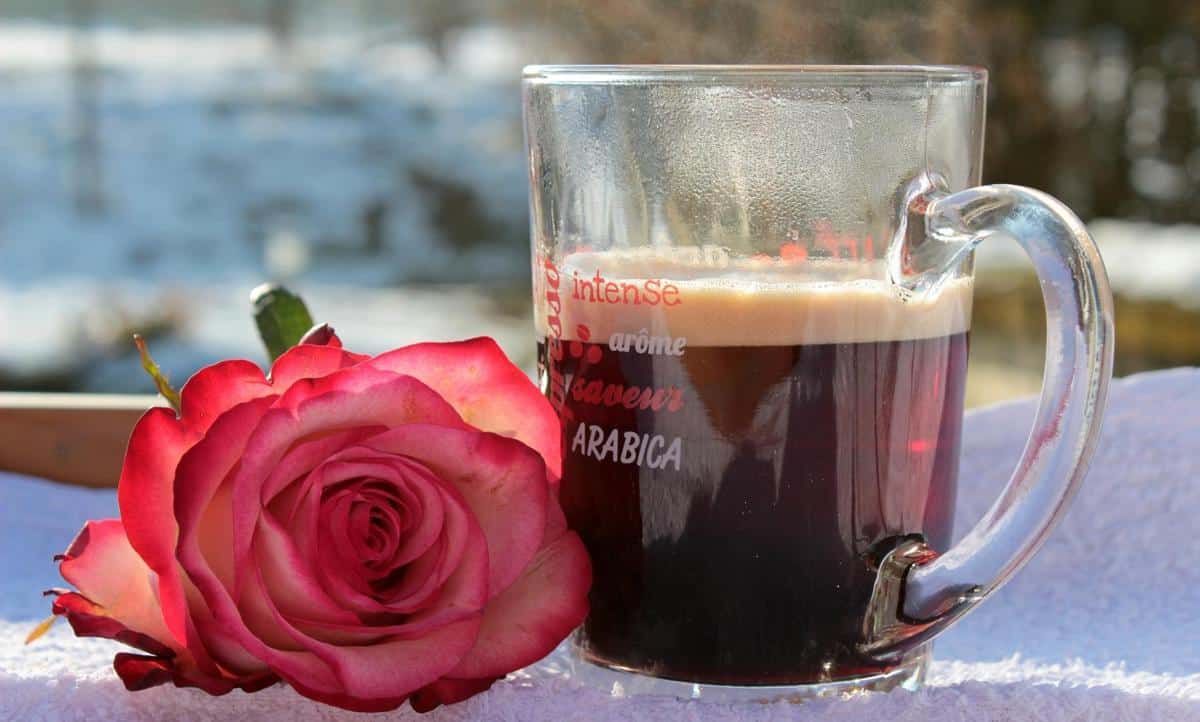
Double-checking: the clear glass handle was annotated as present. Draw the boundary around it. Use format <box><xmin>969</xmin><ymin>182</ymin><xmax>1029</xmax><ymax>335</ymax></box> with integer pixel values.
<box><xmin>861</xmin><ymin>174</ymin><xmax>1115</xmax><ymax>659</ymax></box>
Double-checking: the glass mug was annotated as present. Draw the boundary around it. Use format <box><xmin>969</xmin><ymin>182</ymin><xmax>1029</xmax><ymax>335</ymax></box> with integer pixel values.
<box><xmin>523</xmin><ymin>66</ymin><xmax>1113</xmax><ymax>700</ymax></box>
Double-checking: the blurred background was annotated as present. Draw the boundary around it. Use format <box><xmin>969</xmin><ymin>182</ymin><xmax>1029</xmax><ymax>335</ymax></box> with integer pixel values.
<box><xmin>1</xmin><ymin>0</ymin><xmax>1198</xmax><ymax>407</ymax></box>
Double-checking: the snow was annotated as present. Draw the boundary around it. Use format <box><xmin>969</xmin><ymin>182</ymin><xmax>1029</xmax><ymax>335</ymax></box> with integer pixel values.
<box><xmin>3</xmin><ymin>369</ymin><xmax>1200</xmax><ymax>719</ymax></box>
<box><xmin>975</xmin><ymin>222</ymin><xmax>1200</xmax><ymax>305</ymax></box>
<box><xmin>0</xmin><ymin>22</ymin><xmax>530</xmax><ymax>283</ymax></box>
<box><xmin>0</xmin><ymin>22</ymin><xmax>534</xmax><ymax>389</ymax></box>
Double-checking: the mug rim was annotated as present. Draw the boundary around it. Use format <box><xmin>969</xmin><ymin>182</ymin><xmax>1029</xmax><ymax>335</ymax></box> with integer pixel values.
<box><xmin>522</xmin><ymin>64</ymin><xmax>987</xmax><ymax>85</ymax></box>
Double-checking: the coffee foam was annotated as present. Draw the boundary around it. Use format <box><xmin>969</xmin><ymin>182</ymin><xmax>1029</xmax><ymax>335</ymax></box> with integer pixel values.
<box><xmin>537</xmin><ymin>251</ymin><xmax>972</xmax><ymax>346</ymax></box>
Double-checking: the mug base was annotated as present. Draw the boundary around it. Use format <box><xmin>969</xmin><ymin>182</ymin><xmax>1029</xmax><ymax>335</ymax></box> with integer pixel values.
<box><xmin>558</xmin><ymin>642</ymin><xmax>930</xmax><ymax>703</ymax></box>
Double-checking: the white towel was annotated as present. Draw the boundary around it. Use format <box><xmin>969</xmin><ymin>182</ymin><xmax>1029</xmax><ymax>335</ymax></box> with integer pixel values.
<box><xmin>2</xmin><ymin>368</ymin><xmax>1198</xmax><ymax>721</ymax></box>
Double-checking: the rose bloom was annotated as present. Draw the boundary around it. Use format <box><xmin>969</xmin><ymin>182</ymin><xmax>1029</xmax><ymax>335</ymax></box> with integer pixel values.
<box><xmin>48</xmin><ymin>337</ymin><xmax>590</xmax><ymax>712</ymax></box>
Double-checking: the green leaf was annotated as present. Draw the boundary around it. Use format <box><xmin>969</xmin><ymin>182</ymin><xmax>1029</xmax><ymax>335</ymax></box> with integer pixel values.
<box><xmin>134</xmin><ymin>334</ymin><xmax>182</xmax><ymax>413</ymax></box>
<box><xmin>251</xmin><ymin>283</ymin><xmax>315</xmax><ymax>362</ymax></box>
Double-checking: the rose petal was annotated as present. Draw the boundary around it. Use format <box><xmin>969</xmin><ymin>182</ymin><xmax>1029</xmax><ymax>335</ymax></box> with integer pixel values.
<box><xmin>315</xmin><ymin>474</ymin><xmax>474</xmax><ymax>615</ymax></box>
<box><xmin>352</xmin><ymin>425</ymin><xmax>549</xmax><ymax>598</ymax></box>
<box><xmin>305</xmin><ymin>458</ymin><xmax>442</xmax><ymax>570</ymax></box>
<box><xmin>182</xmin><ymin>576</ymin><xmax>343</xmax><ymax>693</ymax></box>
<box><xmin>116</xmin><ymin>408</ymin><xmax>197</xmax><ymax>647</ymax></box>
<box><xmin>229</xmin><ymin>370</ymin><xmax>467</xmax><ymax>582</ymax></box>
<box><xmin>269</xmin><ymin>343</ymin><xmax>369</xmax><ymax>389</ymax></box>
<box><xmin>117</xmin><ymin>409</ymin><xmax>195</xmax><ymax>577</ymax></box>
<box><xmin>286</xmin><ymin>599</ymin><xmax>477</xmax><ymax>646</ymax></box>
<box><xmin>57</xmin><ymin>520</ymin><xmax>177</xmax><ymax>652</ymax></box>
<box><xmin>285</xmin><ymin>678</ymin><xmax>409</xmax><ymax>714</ymax></box>
<box><xmin>448</xmin><ymin>531</ymin><xmax>591</xmax><ymax>680</ymax></box>
<box><xmin>121</xmin><ymin>360</ymin><xmax>272</xmax><ymax>572</ymax></box>
<box><xmin>120</xmin><ymin>359</ymin><xmax>274</xmax><ymax>654</ymax></box>
<box><xmin>189</xmin><ymin>612</ymin><xmax>276</xmax><ymax>677</ymax></box>
<box><xmin>112</xmin><ymin>653</ymin><xmax>177</xmax><ymax>692</ymax></box>
<box><xmin>345</xmin><ymin>490</ymin><xmax>404</xmax><ymax>566</ymax></box>
<box><xmin>281</xmin><ymin>457</ymin><xmax>443</xmax><ymax>615</ymax></box>
<box><xmin>52</xmin><ymin>592</ymin><xmax>173</xmax><ymax>658</ymax></box>
<box><xmin>368</xmin><ymin>338</ymin><xmax>562</xmax><ymax>477</ymax></box>
<box><xmin>174</xmin><ymin>397</ymin><xmax>277</xmax><ymax>591</ymax></box>
<box><xmin>298</xmin><ymin>601</ymin><xmax>482</xmax><ymax>703</ymax></box>
<box><xmin>173</xmin><ymin>576</ymin><xmax>239</xmax><ymax>681</ymax></box>
<box><xmin>53</xmin><ymin>591</ymin><xmax>262</xmax><ymax>695</ymax></box>
<box><xmin>51</xmin><ymin>522</ymin><xmax>267</xmax><ymax>694</ymax></box>
<box><xmin>237</xmin><ymin>561</ymin><xmax>313</xmax><ymax>653</ymax></box>
<box><xmin>274</xmin><ymin>459</ymin><xmax>487</xmax><ymax>635</ymax></box>
<box><xmin>236</xmin><ymin>534</ymin><xmax>486</xmax><ymax>704</ymax></box>
<box><xmin>545</xmin><ymin>483</ymin><xmax>569</xmax><ymax>540</ymax></box>
<box><xmin>320</xmin><ymin>491</ymin><xmax>380</xmax><ymax>597</ymax></box>
<box><xmin>253</xmin><ymin>512</ymin><xmax>360</xmax><ymax>626</ymax></box>
<box><xmin>112</xmin><ymin>653</ymin><xmax>277</xmax><ymax>695</ymax></box>
<box><xmin>410</xmin><ymin>676</ymin><xmax>498</xmax><ymax>712</ymax></box>
<box><xmin>178</xmin><ymin>359</ymin><xmax>273</xmax><ymax>433</ymax></box>
<box><xmin>261</xmin><ymin>426</ymin><xmax>387</xmax><ymax>507</ymax></box>
<box><xmin>250</xmin><ymin>516</ymin><xmax>487</xmax><ymax>647</ymax></box>
<box><xmin>175</xmin><ymin>396</ymin><xmax>342</xmax><ymax>687</ymax></box>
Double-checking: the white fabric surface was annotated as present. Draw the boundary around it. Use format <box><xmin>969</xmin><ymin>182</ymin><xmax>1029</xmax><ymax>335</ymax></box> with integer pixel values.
<box><xmin>2</xmin><ymin>368</ymin><xmax>1198</xmax><ymax>721</ymax></box>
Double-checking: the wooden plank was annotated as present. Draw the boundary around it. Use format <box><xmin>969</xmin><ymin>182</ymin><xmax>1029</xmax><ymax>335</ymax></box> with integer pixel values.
<box><xmin>0</xmin><ymin>393</ymin><xmax>161</xmax><ymax>488</ymax></box>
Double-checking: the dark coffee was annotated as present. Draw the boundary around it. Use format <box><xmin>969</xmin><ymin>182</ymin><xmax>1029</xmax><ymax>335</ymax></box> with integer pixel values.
<box><xmin>536</xmin><ymin>255</ymin><xmax>971</xmax><ymax>686</ymax></box>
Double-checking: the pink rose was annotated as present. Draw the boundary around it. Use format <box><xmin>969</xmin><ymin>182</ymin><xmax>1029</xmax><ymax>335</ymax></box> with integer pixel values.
<box><xmin>48</xmin><ymin>337</ymin><xmax>590</xmax><ymax>712</ymax></box>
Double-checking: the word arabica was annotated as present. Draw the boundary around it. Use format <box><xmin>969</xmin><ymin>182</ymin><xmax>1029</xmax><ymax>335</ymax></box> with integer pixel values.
<box><xmin>571</xmin><ymin>422</ymin><xmax>683</xmax><ymax>471</ymax></box>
